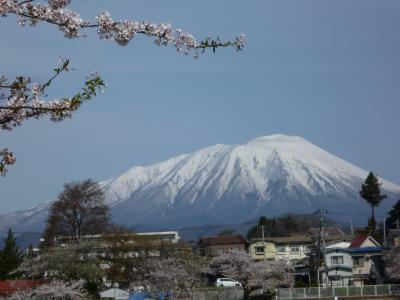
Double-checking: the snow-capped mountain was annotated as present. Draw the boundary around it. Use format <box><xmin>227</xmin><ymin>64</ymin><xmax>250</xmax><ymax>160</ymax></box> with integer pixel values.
<box><xmin>1</xmin><ymin>134</ymin><xmax>399</xmax><ymax>232</ymax></box>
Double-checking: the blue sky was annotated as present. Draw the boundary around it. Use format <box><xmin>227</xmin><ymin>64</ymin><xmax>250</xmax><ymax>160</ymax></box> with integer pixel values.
<box><xmin>1</xmin><ymin>0</ymin><xmax>399</xmax><ymax>213</ymax></box>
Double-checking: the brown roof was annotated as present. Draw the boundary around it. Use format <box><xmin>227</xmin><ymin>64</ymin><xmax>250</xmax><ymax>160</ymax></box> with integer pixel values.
<box><xmin>0</xmin><ymin>280</ymin><xmax>47</xmax><ymax>295</ymax></box>
<box><xmin>350</xmin><ymin>236</ymin><xmax>368</xmax><ymax>248</ymax></box>
<box><xmin>267</xmin><ymin>236</ymin><xmax>313</xmax><ymax>244</ymax></box>
<box><xmin>251</xmin><ymin>235</ymin><xmax>313</xmax><ymax>245</ymax></box>
<box><xmin>274</xmin><ymin>236</ymin><xmax>313</xmax><ymax>245</ymax></box>
<box><xmin>199</xmin><ymin>235</ymin><xmax>248</xmax><ymax>246</ymax></box>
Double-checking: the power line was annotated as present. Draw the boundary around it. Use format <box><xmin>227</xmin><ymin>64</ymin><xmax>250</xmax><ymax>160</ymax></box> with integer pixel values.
<box><xmin>328</xmin><ymin>210</ymin><xmax>388</xmax><ymax>218</ymax></box>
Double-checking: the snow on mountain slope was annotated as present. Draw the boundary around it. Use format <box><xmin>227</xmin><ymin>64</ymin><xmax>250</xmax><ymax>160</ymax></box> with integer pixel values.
<box><xmin>1</xmin><ymin>134</ymin><xmax>399</xmax><ymax>232</ymax></box>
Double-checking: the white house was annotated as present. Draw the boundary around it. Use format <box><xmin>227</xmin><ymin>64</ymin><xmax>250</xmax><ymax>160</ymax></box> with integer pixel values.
<box><xmin>320</xmin><ymin>236</ymin><xmax>384</xmax><ymax>287</ymax></box>
<box><xmin>321</xmin><ymin>247</ymin><xmax>353</xmax><ymax>286</ymax></box>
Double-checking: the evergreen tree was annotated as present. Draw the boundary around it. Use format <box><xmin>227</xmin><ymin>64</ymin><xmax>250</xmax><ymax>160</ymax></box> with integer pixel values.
<box><xmin>0</xmin><ymin>228</ymin><xmax>23</xmax><ymax>279</ymax></box>
<box><xmin>359</xmin><ymin>172</ymin><xmax>387</xmax><ymax>234</ymax></box>
<box><xmin>217</xmin><ymin>229</ymin><xmax>236</xmax><ymax>236</ymax></box>
<box><xmin>386</xmin><ymin>200</ymin><xmax>400</xmax><ymax>230</ymax></box>
<box><xmin>270</xmin><ymin>218</ymin><xmax>279</xmax><ymax>236</ymax></box>
<box><xmin>281</xmin><ymin>215</ymin><xmax>297</xmax><ymax>235</ymax></box>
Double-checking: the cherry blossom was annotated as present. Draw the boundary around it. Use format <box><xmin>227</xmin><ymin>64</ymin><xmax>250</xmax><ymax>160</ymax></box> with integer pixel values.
<box><xmin>147</xmin><ymin>254</ymin><xmax>208</xmax><ymax>298</ymax></box>
<box><xmin>209</xmin><ymin>250</ymin><xmax>293</xmax><ymax>300</ymax></box>
<box><xmin>0</xmin><ymin>0</ymin><xmax>245</xmax><ymax>175</ymax></box>
<box><xmin>383</xmin><ymin>246</ymin><xmax>400</xmax><ymax>279</ymax></box>
<box><xmin>2</xmin><ymin>280</ymin><xmax>86</xmax><ymax>300</ymax></box>
<box><xmin>1</xmin><ymin>0</ymin><xmax>245</xmax><ymax>55</ymax></box>
<box><xmin>0</xmin><ymin>59</ymin><xmax>105</xmax><ymax>175</ymax></box>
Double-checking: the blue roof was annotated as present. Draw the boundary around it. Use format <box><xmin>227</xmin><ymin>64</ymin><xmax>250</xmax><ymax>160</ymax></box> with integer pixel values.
<box><xmin>348</xmin><ymin>247</ymin><xmax>383</xmax><ymax>253</ymax></box>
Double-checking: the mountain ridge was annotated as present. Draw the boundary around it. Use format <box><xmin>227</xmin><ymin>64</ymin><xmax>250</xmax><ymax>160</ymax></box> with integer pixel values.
<box><xmin>1</xmin><ymin>134</ymin><xmax>399</xmax><ymax>233</ymax></box>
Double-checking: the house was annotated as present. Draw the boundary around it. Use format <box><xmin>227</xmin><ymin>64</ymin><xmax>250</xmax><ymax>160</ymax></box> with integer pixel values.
<box><xmin>135</xmin><ymin>231</ymin><xmax>181</xmax><ymax>244</ymax></box>
<box><xmin>249</xmin><ymin>241</ymin><xmax>276</xmax><ymax>260</ymax></box>
<box><xmin>349</xmin><ymin>247</ymin><xmax>384</xmax><ymax>286</ymax></box>
<box><xmin>268</xmin><ymin>235</ymin><xmax>314</xmax><ymax>267</ymax></box>
<box><xmin>250</xmin><ymin>235</ymin><xmax>314</xmax><ymax>267</ymax></box>
<box><xmin>319</xmin><ymin>236</ymin><xmax>385</xmax><ymax>287</ymax></box>
<box><xmin>198</xmin><ymin>235</ymin><xmax>249</xmax><ymax>256</ymax></box>
<box><xmin>0</xmin><ymin>280</ymin><xmax>47</xmax><ymax>296</ymax></box>
<box><xmin>321</xmin><ymin>246</ymin><xmax>353</xmax><ymax>286</ymax></box>
<box><xmin>99</xmin><ymin>288</ymin><xmax>130</xmax><ymax>300</ymax></box>
<box><xmin>348</xmin><ymin>236</ymin><xmax>384</xmax><ymax>286</ymax></box>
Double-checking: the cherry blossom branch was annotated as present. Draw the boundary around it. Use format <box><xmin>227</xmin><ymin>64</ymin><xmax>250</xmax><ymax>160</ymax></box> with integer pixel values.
<box><xmin>0</xmin><ymin>1</ymin><xmax>244</xmax><ymax>175</ymax></box>
<box><xmin>0</xmin><ymin>148</ymin><xmax>16</xmax><ymax>176</ymax></box>
<box><xmin>0</xmin><ymin>0</ymin><xmax>246</xmax><ymax>57</ymax></box>
<box><xmin>0</xmin><ymin>59</ymin><xmax>105</xmax><ymax>175</ymax></box>
<box><xmin>0</xmin><ymin>59</ymin><xmax>104</xmax><ymax>129</ymax></box>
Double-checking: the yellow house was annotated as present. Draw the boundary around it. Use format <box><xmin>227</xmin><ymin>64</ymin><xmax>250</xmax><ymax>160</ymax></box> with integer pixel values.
<box><xmin>249</xmin><ymin>241</ymin><xmax>276</xmax><ymax>260</ymax></box>
<box><xmin>250</xmin><ymin>235</ymin><xmax>314</xmax><ymax>267</ymax></box>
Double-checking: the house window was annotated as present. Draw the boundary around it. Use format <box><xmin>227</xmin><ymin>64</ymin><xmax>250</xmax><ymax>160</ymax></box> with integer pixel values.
<box><xmin>290</xmin><ymin>246</ymin><xmax>300</xmax><ymax>253</ymax></box>
<box><xmin>353</xmin><ymin>256</ymin><xmax>364</xmax><ymax>267</ymax></box>
<box><xmin>255</xmin><ymin>246</ymin><xmax>265</xmax><ymax>254</ymax></box>
<box><xmin>276</xmin><ymin>246</ymin><xmax>286</xmax><ymax>254</ymax></box>
<box><xmin>331</xmin><ymin>256</ymin><xmax>344</xmax><ymax>265</ymax></box>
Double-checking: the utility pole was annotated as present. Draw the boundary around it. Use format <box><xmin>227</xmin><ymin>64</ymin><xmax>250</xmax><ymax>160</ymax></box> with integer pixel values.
<box><xmin>260</xmin><ymin>224</ymin><xmax>267</xmax><ymax>294</ymax></box>
<box><xmin>350</xmin><ymin>221</ymin><xmax>354</xmax><ymax>236</ymax></box>
<box><xmin>397</xmin><ymin>218</ymin><xmax>400</xmax><ymax>230</ymax></box>
<box><xmin>316</xmin><ymin>209</ymin><xmax>328</xmax><ymax>289</ymax></box>
<box><xmin>261</xmin><ymin>225</ymin><xmax>266</xmax><ymax>265</ymax></box>
<box><xmin>383</xmin><ymin>216</ymin><xmax>387</xmax><ymax>247</ymax></box>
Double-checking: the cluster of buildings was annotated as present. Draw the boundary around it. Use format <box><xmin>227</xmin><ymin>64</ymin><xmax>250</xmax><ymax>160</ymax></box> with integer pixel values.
<box><xmin>1</xmin><ymin>227</ymin><xmax>397</xmax><ymax>299</ymax></box>
<box><xmin>195</xmin><ymin>227</ymin><xmax>394</xmax><ymax>288</ymax></box>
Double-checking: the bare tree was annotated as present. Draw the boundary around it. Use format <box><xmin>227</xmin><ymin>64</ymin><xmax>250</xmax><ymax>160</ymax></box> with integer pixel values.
<box><xmin>209</xmin><ymin>250</ymin><xmax>293</xmax><ymax>300</ymax></box>
<box><xmin>43</xmin><ymin>179</ymin><xmax>110</xmax><ymax>244</ymax></box>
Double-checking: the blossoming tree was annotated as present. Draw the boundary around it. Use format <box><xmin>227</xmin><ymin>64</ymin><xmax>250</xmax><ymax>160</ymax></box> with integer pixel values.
<box><xmin>0</xmin><ymin>0</ymin><xmax>245</xmax><ymax>175</ymax></box>
<box><xmin>209</xmin><ymin>250</ymin><xmax>293</xmax><ymax>300</ymax></box>
<box><xmin>147</xmin><ymin>254</ymin><xmax>208</xmax><ymax>299</ymax></box>
<box><xmin>383</xmin><ymin>246</ymin><xmax>400</xmax><ymax>280</ymax></box>
<box><xmin>1</xmin><ymin>280</ymin><xmax>87</xmax><ymax>300</ymax></box>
